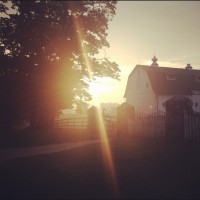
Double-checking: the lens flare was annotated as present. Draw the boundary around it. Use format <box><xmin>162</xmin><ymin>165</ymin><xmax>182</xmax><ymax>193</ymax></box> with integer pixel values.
<box><xmin>95</xmin><ymin>107</ymin><xmax>119</xmax><ymax>198</ymax></box>
<box><xmin>70</xmin><ymin>5</ymin><xmax>119</xmax><ymax>198</ymax></box>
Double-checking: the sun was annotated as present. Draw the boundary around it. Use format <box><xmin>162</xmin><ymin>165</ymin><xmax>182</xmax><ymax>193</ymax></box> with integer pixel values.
<box><xmin>89</xmin><ymin>82</ymin><xmax>100</xmax><ymax>98</ymax></box>
<box><xmin>88</xmin><ymin>79</ymin><xmax>113</xmax><ymax>105</ymax></box>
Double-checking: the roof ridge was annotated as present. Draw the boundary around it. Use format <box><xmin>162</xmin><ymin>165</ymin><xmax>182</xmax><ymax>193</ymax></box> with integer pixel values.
<box><xmin>135</xmin><ymin>64</ymin><xmax>200</xmax><ymax>71</ymax></box>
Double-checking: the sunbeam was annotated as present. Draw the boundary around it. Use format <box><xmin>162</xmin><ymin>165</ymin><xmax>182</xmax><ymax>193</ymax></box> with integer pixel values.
<box><xmin>70</xmin><ymin>4</ymin><xmax>119</xmax><ymax>198</ymax></box>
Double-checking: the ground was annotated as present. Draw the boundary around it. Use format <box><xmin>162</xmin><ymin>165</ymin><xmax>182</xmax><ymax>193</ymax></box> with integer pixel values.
<box><xmin>1</xmin><ymin>131</ymin><xmax>200</xmax><ymax>199</ymax></box>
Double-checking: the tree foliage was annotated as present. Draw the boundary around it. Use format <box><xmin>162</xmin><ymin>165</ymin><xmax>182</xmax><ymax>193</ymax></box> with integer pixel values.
<box><xmin>0</xmin><ymin>1</ymin><xmax>120</xmax><ymax>130</ymax></box>
<box><xmin>0</xmin><ymin>1</ymin><xmax>119</xmax><ymax>101</ymax></box>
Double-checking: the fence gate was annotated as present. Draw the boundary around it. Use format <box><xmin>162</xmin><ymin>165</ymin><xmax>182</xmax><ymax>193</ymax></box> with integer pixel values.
<box><xmin>55</xmin><ymin>117</ymin><xmax>87</xmax><ymax>130</ymax></box>
<box><xmin>103</xmin><ymin>114</ymin><xmax>117</xmax><ymax>136</ymax></box>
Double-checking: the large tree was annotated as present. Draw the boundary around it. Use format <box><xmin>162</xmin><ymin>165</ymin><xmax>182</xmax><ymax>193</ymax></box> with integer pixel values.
<box><xmin>0</xmin><ymin>1</ymin><xmax>120</xmax><ymax>130</ymax></box>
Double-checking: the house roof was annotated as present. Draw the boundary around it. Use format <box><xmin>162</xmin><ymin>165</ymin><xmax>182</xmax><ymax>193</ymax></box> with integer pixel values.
<box><xmin>124</xmin><ymin>65</ymin><xmax>200</xmax><ymax>97</ymax></box>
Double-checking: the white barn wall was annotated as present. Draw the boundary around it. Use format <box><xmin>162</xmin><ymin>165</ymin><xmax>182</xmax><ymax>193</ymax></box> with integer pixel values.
<box><xmin>157</xmin><ymin>95</ymin><xmax>173</xmax><ymax>112</ymax></box>
<box><xmin>192</xmin><ymin>95</ymin><xmax>200</xmax><ymax>112</ymax></box>
<box><xmin>126</xmin><ymin>67</ymin><xmax>157</xmax><ymax>114</ymax></box>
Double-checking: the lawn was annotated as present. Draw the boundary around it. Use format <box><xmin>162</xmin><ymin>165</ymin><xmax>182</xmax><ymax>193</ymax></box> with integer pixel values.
<box><xmin>1</xmin><ymin>136</ymin><xmax>200</xmax><ymax>199</ymax></box>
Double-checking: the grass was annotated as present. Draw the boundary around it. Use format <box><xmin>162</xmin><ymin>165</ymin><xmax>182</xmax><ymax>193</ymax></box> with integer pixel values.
<box><xmin>1</xmin><ymin>136</ymin><xmax>200</xmax><ymax>199</ymax></box>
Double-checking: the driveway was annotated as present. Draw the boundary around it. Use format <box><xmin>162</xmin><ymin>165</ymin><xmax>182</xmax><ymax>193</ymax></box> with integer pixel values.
<box><xmin>0</xmin><ymin>139</ymin><xmax>103</xmax><ymax>160</ymax></box>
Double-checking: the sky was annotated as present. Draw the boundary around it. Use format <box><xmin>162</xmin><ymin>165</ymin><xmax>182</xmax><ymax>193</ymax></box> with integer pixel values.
<box><xmin>89</xmin><ymin>1</ymin><xmax>200</xmax><ymax>106</ymax></box>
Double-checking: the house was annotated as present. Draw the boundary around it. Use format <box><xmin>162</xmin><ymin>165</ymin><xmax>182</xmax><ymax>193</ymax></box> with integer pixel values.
<box><xmin>124</xmin><ymin>56</ymin><xmax>200</xmax><ymax>114</ymax></box>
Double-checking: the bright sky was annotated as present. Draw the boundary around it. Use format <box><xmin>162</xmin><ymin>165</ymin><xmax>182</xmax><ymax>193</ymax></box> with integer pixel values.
<box><xmin>89</xmin><ymin>1</ymin><xmax>200</xmax><ymax>106</ymax></box>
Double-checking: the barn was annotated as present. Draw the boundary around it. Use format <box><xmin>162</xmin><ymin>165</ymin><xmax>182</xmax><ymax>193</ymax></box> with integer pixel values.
<box><xmin>124</xmin><ymin>56</ymin><xmax>200</xmax><ymax>114</ymax></box>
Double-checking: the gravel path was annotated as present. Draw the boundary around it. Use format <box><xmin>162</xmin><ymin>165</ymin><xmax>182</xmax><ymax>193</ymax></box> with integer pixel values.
<box><xmin>0</xmin><ymin>139</ymin><xmax>103</xmax><ymax>160</ymax></box>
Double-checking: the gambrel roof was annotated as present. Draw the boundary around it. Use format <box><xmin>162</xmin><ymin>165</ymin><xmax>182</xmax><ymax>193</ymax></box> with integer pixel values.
<box><xmin>124</xmin><ymin>65</ymin><xmax>200</xmax><ymax>97</ymax></box>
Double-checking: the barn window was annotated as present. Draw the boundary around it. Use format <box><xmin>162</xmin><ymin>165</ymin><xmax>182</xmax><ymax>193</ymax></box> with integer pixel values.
<box><xmin>195</xmin><ymin>102</ymin><xmax>198</xmax><ymax>107</ymax></box>
<box><xmin>166</xmin><ymin>75</ymin><xmax>175</xmax><ymax>80</ymax></box>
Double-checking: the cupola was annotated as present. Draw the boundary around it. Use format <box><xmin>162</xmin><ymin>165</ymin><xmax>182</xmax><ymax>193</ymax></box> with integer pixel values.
<box><xmin>151</xmin><ymin>56</ymin><xmax>158</xmax><ymax>67</ymax></box>
<box><xmin>185</xmin><ymin>63</ymin><xmax>192</xmax><ymax>70</ymax></box>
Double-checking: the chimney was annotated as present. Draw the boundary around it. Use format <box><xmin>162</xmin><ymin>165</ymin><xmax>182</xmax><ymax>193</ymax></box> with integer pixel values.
<box><xmin>185</xmin><ymin>63</ymin><xmax>192</xmax><ymax>70</ymax></box>
<box><xmin>151</xmin><ymin>56</ymin><xmax>158</xmax><ymax>67</ymax></box>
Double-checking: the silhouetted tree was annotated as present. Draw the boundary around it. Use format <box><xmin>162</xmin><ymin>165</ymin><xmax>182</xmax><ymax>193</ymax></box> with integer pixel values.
<box><xmin>0</xmin><ymin>1</ymin><xmax>120</xmax><ymax>131</ymax></box>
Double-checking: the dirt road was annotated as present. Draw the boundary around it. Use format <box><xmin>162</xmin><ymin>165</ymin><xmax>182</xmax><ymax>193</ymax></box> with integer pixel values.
<box><xmin>0</xmin><ymin>139</ymin><xmax>103</xmax><ymax>160</ymax></box>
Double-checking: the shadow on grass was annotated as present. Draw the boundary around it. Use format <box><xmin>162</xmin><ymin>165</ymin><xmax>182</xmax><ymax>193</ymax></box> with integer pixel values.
<box><xmin>1</xmin><ymin>136</ymin><xmax>200</xmax><ymax>199</ymax></box>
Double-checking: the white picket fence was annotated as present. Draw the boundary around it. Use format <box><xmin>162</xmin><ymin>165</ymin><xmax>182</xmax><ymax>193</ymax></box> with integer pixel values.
<box><xmin>128</xmin><ymin>112</ymin><xmax>166</xmax><ymax>138</ymax></box>
<box><xmin>54</xmin><ymin>111</ymin><xmax>200</xmax><ymax>143</ymax></box>
<box><xmin>129</xmin><ymin>112</ymin><xmax>200</xmax><ymax>142</ymax></box>
<box><xmin>184</xmin><ymin>113</ymin><xmax>200</xmax><ymax>142</ymax></box>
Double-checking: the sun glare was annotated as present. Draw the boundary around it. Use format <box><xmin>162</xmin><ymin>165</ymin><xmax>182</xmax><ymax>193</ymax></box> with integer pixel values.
<box><xmin>70</xmin><ymin>6</ymin><xmax>119</xmax><ymax>198</ymax></box>
<box><xmin>89</xmin><ymin>81</ymin><xmax>113</xmax><ymax>103</ymax></box>
<box><xmin>89</xmin><ymin>82</ymin><xmax>101</xmax><ymax>99</ymax></box>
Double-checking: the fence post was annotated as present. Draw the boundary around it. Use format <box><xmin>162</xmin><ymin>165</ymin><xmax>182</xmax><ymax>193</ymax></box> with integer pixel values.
<box><xmin>87</xmin><ymin>106</ymin><xmax>100</xmax><ymax>138</ymax></box>
<box><xmin>116</xmin><ymin>103</ymin><xmax>135</xmax><ymax>137</ymax></box>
